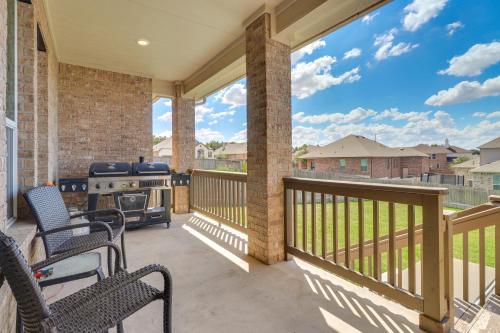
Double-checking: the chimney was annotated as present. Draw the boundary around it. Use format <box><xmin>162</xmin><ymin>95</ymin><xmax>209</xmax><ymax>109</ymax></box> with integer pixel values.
<box><xmin>445</xmin><ymin>138</ymin><xmax>450</xmax><ymax>147</ymax></box>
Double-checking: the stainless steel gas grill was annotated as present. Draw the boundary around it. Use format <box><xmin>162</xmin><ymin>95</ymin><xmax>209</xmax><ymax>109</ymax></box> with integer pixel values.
<box><xmin>87</xmin><ymin>161</ymin><xmax>171</xmax><ymax>229</ymax></box>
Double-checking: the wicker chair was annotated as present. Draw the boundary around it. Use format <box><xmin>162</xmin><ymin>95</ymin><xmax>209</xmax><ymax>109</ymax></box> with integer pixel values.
<box><xmin>0</xmin><ymin>231</ymin><xmax>172</xmax><ymax>333</ymax></box>
<box><xmin>24</xmin><ymin>185</ymin><xmax>128</xmax><ymax>273</ymax></box>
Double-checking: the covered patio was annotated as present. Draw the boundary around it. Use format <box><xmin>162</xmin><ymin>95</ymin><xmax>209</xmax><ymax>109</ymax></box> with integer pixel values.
<box><xmin>1</xmin><ymin>0</ymin><xmax>500</xmax><ymax>332</ymax></box>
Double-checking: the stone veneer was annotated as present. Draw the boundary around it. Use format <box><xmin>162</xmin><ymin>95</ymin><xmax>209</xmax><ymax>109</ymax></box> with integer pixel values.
<box><xmin>58</xmin><ymin>63</ymin><xmax>153</xmax><ymax>208</ymax></box>
<box><xmin>245</xmin><ymin>13</ymin><xmax>292</xmax><ymax>264</ymax></box>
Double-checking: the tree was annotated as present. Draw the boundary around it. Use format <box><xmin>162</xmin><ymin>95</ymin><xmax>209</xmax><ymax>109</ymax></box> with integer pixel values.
<box><xmin>153</xmin><ymin>135</ymin><xmax>167</xmax><ymax>145</ymax></box>
<box><xmin>450</xmin><ymin>156</ymin><xmax>470</xmax><ymax>166</ymax></box>
<box><xmin>206</xmin><ymin>140</ymin><xmax>224</xmax><ymax>151</ymax></box>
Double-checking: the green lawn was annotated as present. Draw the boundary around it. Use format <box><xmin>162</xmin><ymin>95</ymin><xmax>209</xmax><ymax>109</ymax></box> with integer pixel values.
<box><xmin>293</xmin><ymin>201</ymin><xmax>495</xmax><ymax>272</ymax></box>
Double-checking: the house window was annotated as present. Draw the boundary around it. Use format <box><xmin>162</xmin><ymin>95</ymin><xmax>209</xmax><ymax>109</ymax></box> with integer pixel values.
<box><xmin>208</xmin><ymin>151</ymin><xmax>212</xmax><ymax>158</ymax></box>
<box><xmin>5</xmin><ymin>0</ymin><xmax>17</xmax><ymax>225</ymax></box>
<box><xmin>431</xmin><ymin>154</ymin><xmax>436</xmax><ymax>160</ymax></box>
<box><xmin>339</xmin><ymin>159</ymin><xmax>346</xmax><ymax>171</ymax></box>
<box><xmin>310</xmin><ymin>161</ymin><xmax>316</xmax><ymax>171</ymax></box>
<box><xmin>493</xmin><ymin>175</ymin><xmax>500</xmax><ymax>190</ymax></box>
<box><xmin>360</xmin><ymin>159</ymin><xmax>368</xmax><ymax>172</ymax></box>
<box><xmin>197</xmin><ymin>149</ymin><xmax>204</xmax><ymax>159</ymax></box>
<box><xmin>387</xmin><ymin>159</ymin><xmax>390</xmax><ymax>169</ymax></box>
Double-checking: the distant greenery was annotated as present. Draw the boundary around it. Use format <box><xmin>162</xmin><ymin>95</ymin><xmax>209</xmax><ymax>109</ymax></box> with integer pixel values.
<box><xmin>206</xmin><ymin>140</ymin><xmax>224</xmax><ymax>151</ymax></box>
<box><xmin>153</xmin><ymin>135</ymin><xmax>167</xmax><ymax>145</ymax></box>
<box><xmin>450</xmin><ymin>156</ymin><xmax>470</xmax><ymax>166</ymax></box>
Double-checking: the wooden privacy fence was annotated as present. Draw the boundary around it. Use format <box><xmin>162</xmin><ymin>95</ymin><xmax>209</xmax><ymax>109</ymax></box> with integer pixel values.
<box><xmin>190</xmin><ymin>169</ymin><xmax>247</xmax><ymax>231</ymax></box>
<box><xmin>284</xmin><ymin>177</ymin><xmax>453</xmax><ymax>332</ymax></box>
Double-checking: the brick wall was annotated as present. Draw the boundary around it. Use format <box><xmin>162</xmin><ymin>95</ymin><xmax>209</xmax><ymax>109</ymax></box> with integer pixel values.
<box><xmin>36</xmin><ymin>51</ymin><xmax>48</xmax><ymax>182</ymax></box>
<box><xmin>58</xmin><ymin>63</ymin><xmax>152</xmax><ymax>207</ymax></box>
<box><xmin>0</xmin><ymin>0</ymin><xmax>7</xmax><ymax>232</ymax></box>
<box><xmin>171</xmin><ymin>84</ymin><xmax>195</xmax><ymax>173</ymax></box>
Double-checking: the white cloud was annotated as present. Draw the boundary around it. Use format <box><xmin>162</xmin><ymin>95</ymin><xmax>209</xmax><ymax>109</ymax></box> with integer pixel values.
<box><xmin>446</xmin><ymin>21</ymin><xmax>464</xmax><ymax>36</ymax></box>
<box><xmin>208</xmin><ymin>120</ymin><xmax>218</xmax><ymax>125</ymax></box>
<box><xmin>291</xmin><ymin>39</ymin><xmax>326</xmax><ymax>65</ymax></box>
<box><xmin>292</xmin><ymin>56</ymin><xmax>361</xmax><ymax>99</ymax></box>
<box><xmin>473</xmin><ymin>111</ymin><xmax>500</xmax><ymax>119</ymax></box>
<box><xmin>196</xmin><ymin>128</ymin><xmax>224</xmax><ymax>143</ymax></box>
<box><xmin>403</xmin><ymin>0</ymin><xmax>448</xmax><ymax>32</ymax></box>
<box><xmin>157</xmin><ymin>111</ymin><xmax>172</xmax><ymax>122</ymax></box>
<box><xmin>373</xmin><ymin>108</ymin><xmax>431</xmax><ymax>122</ymax></box>
<box><xmin>292</xmin><ymin>107</ymin><xmax>375</xmax><ymax>125</ymax></box>
<box><xmin>230</xmin><ymin>129</ymin><xmax>247</xmax><ymax>143</ymax></box>
<box><xmin>362</xmin><ymin>12</ymin><xmax>379</xmax><ymax>24</ymax></box>
<box><xmin>438</xmin><ymin>42</ymin><xmax>500</xmax><ymax>77</ymax></box>
<box><xmin>195</xmin><ymin>105</ymin><xmax>213</xmax><ymax>123</ymax></box>
<box><xmin>292</xmin><ymin>111</ymin><xmax>499</xmax><ymax>149</ymax></box>
<box><xmin>374</xmin><ymin>28</ymin><xmax>418</xmax><ymax>61</ymax></box>
<box><xmin>343</xmin><ymin>48</ymin><xmax>362</xmax><ymax>60</ymax></box>
<box><xmin>209</xmin><ymin>110</ymin><xmax>236</xmax><ymax>120</ymax></box>
<box><xmin>425</xmin><ymin>75</ymin><xmax>500</xmax><ymax>106</ymax></box>
<box><xmin>164</xmin><ymin>99</ymin><xmax>172</xmax><ymax>107</ymax></box>
<box><xmin>215</xmin><ymin>83</ymin><xmax>246</xmax><ymax>108</ymax></box>
<box><xmin>158</xmin><ymin>130</ymin><xmax>172</xmax><ymax>137</ymax></box>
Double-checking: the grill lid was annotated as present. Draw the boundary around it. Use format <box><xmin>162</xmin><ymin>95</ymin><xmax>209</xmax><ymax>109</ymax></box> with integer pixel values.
<box><xmin>132</xmin><ymin>162</ymin><xmax>170</xmax><ymax>176</ymax></box>
<box><xmin>89</xmin><ymin>162</ymin><xmax>132</xmax><ymax>177</ymax></box>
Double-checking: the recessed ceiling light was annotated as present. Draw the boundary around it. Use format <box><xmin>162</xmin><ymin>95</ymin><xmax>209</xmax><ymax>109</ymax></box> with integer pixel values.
<box><xmin>137</xmin><ymin>39</ymin><xmax>150</xmax><ymax>46</ymax></box>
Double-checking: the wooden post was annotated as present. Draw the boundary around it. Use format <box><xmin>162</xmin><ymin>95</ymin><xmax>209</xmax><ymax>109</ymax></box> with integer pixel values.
<box><xmin>490</xmin><ymin>195</ymin><xmax>500</xmax><ymax>296</ymax></box>
<box><xmin>419</xmin><ymin>193</ymin><xmax>451</xmax><ymax>333</ymax></box>
<box><xmin>285</xmin><ymin>188</ymin><xmax>294</xmax><ymax>261</ymax></box>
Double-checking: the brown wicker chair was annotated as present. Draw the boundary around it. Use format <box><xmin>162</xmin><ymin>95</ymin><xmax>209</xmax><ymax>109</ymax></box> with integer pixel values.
<box><xmin>0</xmin><ymin>231</ymin><xmax>172</xmax><ymax>333</ymax></box>
<box><xmin>23</xmin><ymin>185</ymin><xmax>128</xmax><ymax>273</ymax></box>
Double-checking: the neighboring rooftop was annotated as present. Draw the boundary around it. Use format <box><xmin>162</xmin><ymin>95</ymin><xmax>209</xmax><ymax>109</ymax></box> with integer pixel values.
<box><xmin>451</xmin><ymin>157</ymin><xmax>480</xmax><ymax>169</ymax></box>
<box><xmin>215</xmin><ymin>142</ymin><xmax>247</xmax><ymax>156</ymax></box>
<box><xmin>479</xmin><ymin>136</ymin><xmax>500</xmax><ymax>149</ymax></box>
<box><xmin>300</xmin><ymin>135</ymin><xmax>427</xmax><ymax>159</ymax></box>
<box><xmin>154</xmin><ymin>137</ymin><xmax>210</xmax><ymax>157</ymax></box>
<box><xmin>293</xmin><ymin>145</ymin><xmax>321</xmax><ymax>159</ymax></box>
<box><xmin>470</xmin><ymin>160</ymin><xmax>500</xmax><ymax>173</ymax></box>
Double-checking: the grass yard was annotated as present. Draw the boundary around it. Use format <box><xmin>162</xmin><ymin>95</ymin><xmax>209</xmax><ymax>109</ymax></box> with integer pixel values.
<box><xmin>293</xmin><ymin>200</ymin><xmax>496</xmax><ymax>272</ymax></box>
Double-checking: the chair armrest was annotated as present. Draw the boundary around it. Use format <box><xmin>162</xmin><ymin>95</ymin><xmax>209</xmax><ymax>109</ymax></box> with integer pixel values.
<box><xmin>120</xmin><ymin>264</ymin><xmax>172</xmax><ymax>297</ymax></box>
<box><xmin>31</xmin><ymin>241</ymin><xmax>122</xmax><ymax>275</ymax></box>
<box><xmin>36</xmin><ymin>221</ymin><xmax>114</xmax><ymax>242</ymax></box>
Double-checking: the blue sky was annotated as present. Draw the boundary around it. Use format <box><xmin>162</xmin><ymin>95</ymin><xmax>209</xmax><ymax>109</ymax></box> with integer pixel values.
<box><xmin>153</xmin><ymin>0</ymin><xmax>500</xmax><ymax>149</ymax></box>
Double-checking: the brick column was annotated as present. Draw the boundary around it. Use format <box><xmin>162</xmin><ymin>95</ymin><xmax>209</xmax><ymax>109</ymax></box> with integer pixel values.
<box><xmin>0</xmin><ymin>0</ymin><xmax>7</xmax><ymax>231</ymax></box>
<box><xmin>172</xmin><ymin>83</ymin><xmax>195</xmax><ymax>213</ymax></box>
<box><xmin>17</xmin><ymin>2</ymin><xmax>38</xmax><ymax>219</ymax></box>
<box><xmin>36</xmin><ymin>50</ymin><xmax>48</xmax><ymax>183</ymax></box>
<box><xmin>246</xmin><ymin>13</ymin><xmax>292</xmax><ymax>264</ymax></box>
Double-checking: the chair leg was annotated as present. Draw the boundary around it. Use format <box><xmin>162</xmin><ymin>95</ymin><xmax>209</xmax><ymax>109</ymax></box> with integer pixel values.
<box><xmin>16</xmin><ymin>307</ymin><xmax>23</xmax><ymax>333</ymax></box>
<box><xmin>121</xmin><ymin>233</ymin><xmax>127</xmax><ymax>269</ymax></box>
<box><xmin>117</xmin><ymin>322</ymin><xmax>124</xmax><ymax>333</ymax></box>
<box><xmin>164</xmin><ymin>296</ymin><xmax>171</xmax><ymax>333</ymax></box>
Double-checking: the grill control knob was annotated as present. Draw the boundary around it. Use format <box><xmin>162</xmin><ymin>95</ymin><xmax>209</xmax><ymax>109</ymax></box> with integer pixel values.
<box><xmin>129</xmin><ymin>181</ymin><xmax>137</xmax><ymax>188</ymax></box>
<box><xmin>95</xmin><ymin>183</ymin><xmax>100</xmax><ymax>189</ymax></box>
<box><xmin>109</xmin><ymin>182</ymin><xmax>114</xmax><ymax>189</ymax></box>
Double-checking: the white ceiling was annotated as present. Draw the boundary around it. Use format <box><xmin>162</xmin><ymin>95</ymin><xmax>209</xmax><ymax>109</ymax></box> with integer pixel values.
<box><xmin>43</xmin><ymin>0</ymin><xmax>282</xmax><ymax>80</ymax></box>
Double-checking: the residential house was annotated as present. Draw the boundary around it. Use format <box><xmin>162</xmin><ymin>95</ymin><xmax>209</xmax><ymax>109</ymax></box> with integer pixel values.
<box><xmin>214</xmin><ymin>142</ymin><xmax>247</xmax><ymax>161</ymax></box>
<box><xmin>451</xmin><ymin>157</ymin><xmax>480</xmax><ymax>185</ymax></box>
<box><xmin>153</xmin><ymin>137</ymin><xmax>214</xmax><ymax>160</ymax></box>
<box><xmin>478</xmin><ymin>136</ymin><xmax>500</xmax><ymax>165</ymax></box>
<box><xmin>411</xmin><ymin>139</ymin><xmax>472</xmax><ymax>174</ymax></box>
<box><xmin>470</xmin><ymin>160</ymin><xmax>500</xmax><ymax>191</ymax></box>
<box><xmin>292</xmin><ymin>145</ymin><xmax>320</xmax><ymax>169</ymax></box>
<box><xmin>300</xmin><ymin>135</ymin><xmax>429</xmax><ymax>178</ymax></box>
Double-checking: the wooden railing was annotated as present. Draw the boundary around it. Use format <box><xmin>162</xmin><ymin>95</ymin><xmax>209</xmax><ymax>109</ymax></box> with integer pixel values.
<box><xmin>448</xmin><ymin>195</ymin><xmax>500</xmax><ymax>306</ymax></box>
<box><xmin>190</xmin><ymin>169</ymin><xmax>247</xmax><ymax>231</ymax></box>
<box><xmin>284</xmin><ymin>177</ymin><xmax>452</xmax><ymax>332</ymax></box>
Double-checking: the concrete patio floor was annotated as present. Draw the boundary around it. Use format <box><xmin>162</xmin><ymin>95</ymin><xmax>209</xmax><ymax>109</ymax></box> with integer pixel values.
<box><xmin>41</xmin><ymin>213</ymin><xmax>495</xmax><ymax>333</ymax></box>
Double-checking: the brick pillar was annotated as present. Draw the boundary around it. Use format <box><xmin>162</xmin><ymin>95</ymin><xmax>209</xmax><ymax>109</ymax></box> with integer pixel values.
<box><xmin>37</xmin><ymin>51</ymin><xmax>48</xmax><ymax>183</ymax></box>
<box><xmin>17</xmin><ymin>2</ymin><xmax>38</xmax><ymax>219</ymax></box>
<box><xmin>172</xmin><ymin>83</ymin><xmax>195</xmax><ymax>213</ymax></box>
<box><xmin>0</xmin><ymin>0</ymin><xmax>7</xmax><ymax>231</ymax></box>
<box><xmin>246</xmin><ymin>13</ymin><xmax>292</xmax><ymax>264</ymax></box>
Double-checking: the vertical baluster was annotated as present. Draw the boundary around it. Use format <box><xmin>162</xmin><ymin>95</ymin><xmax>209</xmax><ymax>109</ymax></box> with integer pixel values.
<box><xmin>388</xmin><ymin>202</ymin><xmax>396</xmax><ymax>286</ymax></box>
<box><xmin>408</xmin><ymin>205</ymin><xmax>416</xmax><ymax>294</ymax></box>
<box><xmin>344</xmin><ymin>196</ymin><xmax>350</xmax><ymax>268</ymax></box>
<box><xmin>229</xmin><ymin>180</ymin><xmax>233</xmax><ymax>222</ymax></box>
<box><xmin>373</xmin><ymin>201</ymin><xmax>380</xmax><ymax>280</ymax></box>
<box><xmin>332</xmin><ymin>195</ymin><xmax>338</xmax><ymax>263</ymax></box>
<box><xmin>236</xmin><ymin>181</ymin><xmax>241</xmax><ymax>226</ymax></box>
<box><xmin>479</xmin><ymin>227</ymin><xmax>486</xmax><ymax>306</ymax></box>
<box><xmin>201</xmin><ymin>176</ymin><xmax>205</xmax><ymax>212</ymax></box>
<box><xmin>368</xmin><ymin>255</ymin><xmax>373</xmax><ymax>276</ymax></box>
<box><xmin>225</xmin><ymin>179</ymin><xmax>229</xmax><ymax>220</ymax></box>
<box><xmin>232</xmin><ymin>181</ymin><xmax>236</xmax><ymax>223</ymax></box>
<box><xmin>302</xmin><ymin>191</ymin><xmax>307</xmax><ymax>252</ymax></box>
<box><xmin>242</xmin><ymin>182</ymin><xmax>246</xmax><ymax>227</ymax></box>
<box><xmin>208</xmin><ymin>177</ymin><xmax>212</xmax><ymax>214</ymax></box>
<box><xmin>321</xmin><ymin>193</ymin><xmax>327</xmax><ymax>259</ymax></box>
<box><xmin>312</xmin><ymin>192</ymin><xmax>317</xmax><ymax>256</ymax></box>
<box><xmin>463</xmin><ymin>232</ymin><xmax>469</xmax><ymax>301</ymax></box>
<box><xmin>293</xmin><ymin>190</ymin><xmax>298</xmax><ymax>247</ymax></box>
<box><xmin>358</xmin><ymin>198</ymin><xmax>364</xmax><ymax>274</ymax></box>
<box><xmin>397</xmin><ymin>248</ymin><xmax>403</xmax><ymax>288</ymax></box>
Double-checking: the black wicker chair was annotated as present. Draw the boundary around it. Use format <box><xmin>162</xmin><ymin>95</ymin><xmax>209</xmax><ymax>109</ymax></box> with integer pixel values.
<box><xmin>24</xmin><ymin>185</ymin><xmax>128</xmax><ymax>272</ymax></box>
<box><xmin>0</xmin><ymin>231</ymin><xmax>172</xmax><ymax>333</ymax></box>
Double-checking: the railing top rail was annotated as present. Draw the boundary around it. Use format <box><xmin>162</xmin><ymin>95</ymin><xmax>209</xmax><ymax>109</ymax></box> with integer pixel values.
<box><xmin>451</xmin><ymin>205</ymin><xmax>500</xmax><ymax>234</ymax></box>
<box><xmin>284</xmin><ymin>177</ymin><xmax>448</xmax><ymax>205</ymax></box>
<box><xmin>192</xmin><ymin>169</ymin><xmax>247</xmax><ymax>182</ymax></box>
